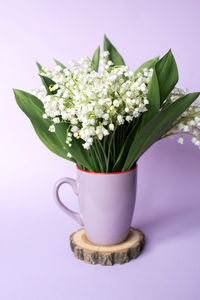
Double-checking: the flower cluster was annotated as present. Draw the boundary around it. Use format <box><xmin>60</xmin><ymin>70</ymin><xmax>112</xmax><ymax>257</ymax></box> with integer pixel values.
<box><xmin>33</xmin><ymin>52</ymin><xmax>153</xmax><ymax>150</ymax></box>
<box><xmin>163</xmin><ymin>88</ymin><xmax>200</xmax><ymax>148</ymax></box>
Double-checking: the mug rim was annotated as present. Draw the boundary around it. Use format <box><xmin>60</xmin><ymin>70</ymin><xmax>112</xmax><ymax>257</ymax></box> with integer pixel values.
<box><xmin>76</xmin><ymin>164</ymin><xmax>137</xmax><ymax>175</ymax></box>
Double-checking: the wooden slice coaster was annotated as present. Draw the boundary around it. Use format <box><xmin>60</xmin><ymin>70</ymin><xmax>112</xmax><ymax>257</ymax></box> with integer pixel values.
<box><xmin>70</xmin><ymin>227</ymin><xmax>145</xmax><ymax>266</ymax></box>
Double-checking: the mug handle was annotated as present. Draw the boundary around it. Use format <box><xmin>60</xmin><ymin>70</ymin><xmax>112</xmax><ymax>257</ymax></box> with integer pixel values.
<box><xmin>54</xmin><ymin>177</ymin><xmax>84</xmax><ymax>226</ymax></box>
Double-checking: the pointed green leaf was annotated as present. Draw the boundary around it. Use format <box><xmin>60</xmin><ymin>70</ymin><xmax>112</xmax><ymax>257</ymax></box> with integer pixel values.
<box><xmin>13</xmin><ymin>89</ymin><xmax>70</xmax><ymax>160</ymax></box>
<box><xmin>112</xmin><ymin>119</ymin><xmax>140</xmax><ymax>172</ymax></box>
<box><xmin>53</xmin><ymin>122</ymin><xmax>75</xmax><ymax>162</ymax></box>
<box><xmin>55</xmin><ymin>123</ymin><xmax>94</xmax><ymax>171</ymax></box>
<box><xmin>138</xmin><ymin>69</ymin><xmax>160</xmax><ymax>129</ymax></box>
<box><xmin>155</xmin><ymin>49</ymin><xmax>178</xmax><ymax>104</ymax></box>
<box><xmin>104</xmin><ymin>35</ymin><xmax>125</xmax><ymax>66</ymax></box>
<box><xmin>73</xmin><ymin>139</ymin><xmax>95</xmax><ymax>171</ymax></box>
<box><xmin>123</xmin><ymin>92</ymin><xmax>200</xmax><ymax>171</ymax></box>
<box><xmin>39</xmin><ymin>75</ymin><xmax>57</xmax><ymax>95</ymax></box>
<box><xmin>54</xmin><ymin>122</ymin><xmax>69</xmax><ymax>145</ymax></box>
<box><xmin>92</xmin><ymin>46</ymin><xmax>100</xmax><ymax>72</ymax></box>
<box><xmin>36</xmin><ymin>61</ymin><xmax>43</xmax><ymax>72</ymax></box>
<box><xmin>134</xmin><ymin>56</ymin><xmax>159</xmax><ymax>76</ymax></box>
<box><xmin>54</xmin><ymin>59</ymin><xmax>66</xmax><ymax>69</ymax></box>
<box><xmin>121</xmin><ymin>69</ymin><xmax>160</xmax><ymax>170</ymax></box>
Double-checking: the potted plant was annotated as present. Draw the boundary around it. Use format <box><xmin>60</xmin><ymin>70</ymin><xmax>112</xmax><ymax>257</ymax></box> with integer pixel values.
<box><xmin>14</xmin><ymin>35</ymin><xmax>200</xmax><ymax>246</ymax></box>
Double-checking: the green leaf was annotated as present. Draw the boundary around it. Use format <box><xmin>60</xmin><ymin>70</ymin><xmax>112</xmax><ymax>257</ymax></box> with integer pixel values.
<box><xmin>72</xmin><ymin>139</ymin><xmax>95</xmax><ymax>171</ymax></box>
<box><xmin>39</xmin><ymin>75</ymin><xmax>57</xmax><ymax>95</ymax></box>
<box><xmin>53</xmin><ymin>122</ymin><xmax>76</xmax><ymax>162</ymax></box>
<box><xmin>92</xmin><ymin>46</ymin><xmax>100</xmax><ymax>72</ymax></box>
<box><xmin>155</xmin><ymin>49</ymin><xmax>178</xmax><ymax>104</ymax></box>
<box><xmin>13</xmin><ymin>89</ymin><xmax>70</xmax><ymax>160</ymax></box>
<box><xmin>134</xmin><ymin>56</ymin><xmax>159</xmax><ymax>76</ymax></box>
<box><xmin>104</xmin><ymin>35</ymin><xmax>125</xmax><ymax>66</ymax></box>
<box><xmin>55</xmin><ymin>123</ymin><xmax>95</xmax><ymax>171</ymax></box>
<box><xmin>36</xmin><ymin>61</ymin><xmax>43</xmax><ymax>72</ymax></box>
<box><xmin>123</xmin><ymin>70</ymin><xmax>160</xmax><ymax>166</ymax></box>
<box><xmin>122</xmin><ymin>92</ymin><xmax>200</xmax><ymax>171</ymax></box>
<box><xmin>54</xmin><ymin>122</ymin><xmax>69</xmax><ymax>145</ymax></box>
<box><xmin>54</xmin><ymin>59</ymin><xmax>66</xmax><ymax>69</ymax></box>
<box><xmin>112</xmin><ymin>119</ymin><xmax>140</xmax><ymax>172</ymax></box>
<box><xmin>138</xmin><ymin>69</ymin><xmax>160</xmax><ymax>129</ymax></box>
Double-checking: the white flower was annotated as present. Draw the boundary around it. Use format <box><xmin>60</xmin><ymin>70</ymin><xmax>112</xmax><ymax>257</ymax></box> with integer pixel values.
<box><xmin>103</xmin><ymin>113</ymin><xmax>109</xmax><ymax>120</ymax></box>
<box><xmin>140</xmin><ymin>83</ymin><xmax>147</xmax><ymax>92</ymax></box>
<box><xmin>126</xmin><ymin>91</ymin><xmax>132</xmax><ymax>97</ymax></box>
<box><xmin>103</xmin><ymin>128</ymin><xmax>109</xmax><ymax>136</ymax></box>
<box><xmin>53</xmin><ymin>117</ymin><xmax>60</xmax><ymax>123</ymax></box>
<box><xmin>98</xmin><ymin>133</ymin><xmax>103</xmax><ymax>140</ymax></box>
<box><xmin>109</xmin><ymin>123</ymin><xmax>114</xmax><ymax>131</ymax></box>
<box><xmin>83</xmin><ymin>142</ymin><xmax>90</xmax><ymax>150</ymax></box>
<box><xmin>125</xmin><ymin>107</ymin><xmax>129</xmax><ymax>113</ymax></box>
<box><xmin>107</xmin><ymin>60</ymin><xmax>113</xmax><ymax>66</ymax></box>
<box><xmin>95</xmin><ymin>126</ymin><xmax>102</xmax><ymax>135</ymax></box>
<box><xmin>103</xmin><ymin>51</ymin><xmax>109</xmax><ymax>57</ymax></box>
<box><xmin>192</xmin><ymin>137</ymin><xmax>200</xmax><ymax>147</ymax></box>
<box><xmin>34</xmin><ymin>52</ymin><xmax>154</xmax><ymax>150</ymax></box>
<box><xmin>126</xmin><ymin>116</ymin><xmax>133</xmax><ymax>122</ymax></box>
<box><xmin>86</xmin><ymin>137</ymin><xmax>93</xmax><ymax>144</ymax></box>
<box><xmin>62</xmin><ymin>112</ymin><xmax>68</xmax><ymax>120</ymax></box>
<box><xmin>71</xmin><ymin>118</ymin><xmax>78</xmax><ymax>125</ymax></box>
<box><xmin>71</xmin><ymin>126</ymin><xmax>79</xmax><ymax>133</ymax></box>
<box><xmin>117</xmin><ymin>115</ymin><xmax>124</xmax><ymax>124</ymax></box>
<box><xmin>67</xmin><ymin>152</ymin><xmax>72</xmax><ymax>158</ymax></box>
<box><xmin>113</xmin><ymin>100</ymin><xmax>120</xmax><ymax>107</ymax></box>
<box><xmin>55</xmin><ymin>65</ymin><xmax>62</xmax><ymax>72</ymax></box>
<box><xmin>183</xmin><ymin>125</ymin><xmax>189</xmax><ymax>132</ymax></box>
<box><xmin>163</xmin><ymin>87</ymin><xmax>200</xmax><ymax>150</ymax></box>
<box><xmin>178</xmin><ymin>137</ymin><xmax>184</xmax><ymax>144</ymax></box>
<box><xmin>49</xmin><ymin>125</ymin><xmax>55</xmax><ymax>132</ymax></box>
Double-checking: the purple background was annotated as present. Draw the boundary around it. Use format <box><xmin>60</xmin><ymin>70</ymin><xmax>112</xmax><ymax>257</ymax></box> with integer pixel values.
<box><xmin>1</xmin><ymin>0</ymin><xmax>200</xmax><ymax>299</ymax></box>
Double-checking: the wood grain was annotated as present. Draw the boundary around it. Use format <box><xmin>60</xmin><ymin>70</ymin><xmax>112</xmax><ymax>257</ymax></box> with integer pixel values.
<box><xmin>70</xmin><ymin>227</ymin><xmax>145</xmax><ymax>266</ymax></box>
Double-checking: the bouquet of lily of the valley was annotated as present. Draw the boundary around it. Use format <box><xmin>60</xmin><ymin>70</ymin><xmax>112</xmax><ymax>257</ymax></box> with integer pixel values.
<box><xmin>14</xmin><ymin>36</ymin><xmax>200</xmax><ymax>172</ymax></box>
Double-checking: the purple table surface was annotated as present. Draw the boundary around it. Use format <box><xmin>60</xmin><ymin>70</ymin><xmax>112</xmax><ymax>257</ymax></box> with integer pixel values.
<box><xmin>1</xmin><ymin>0</ymin><xmax>200</xmax><ymax>299</ymax></box>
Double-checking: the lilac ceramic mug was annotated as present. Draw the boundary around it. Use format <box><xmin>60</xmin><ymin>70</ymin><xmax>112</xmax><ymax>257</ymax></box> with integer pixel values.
<box><xmin>54</xmin><ymin>165</ymin><xmax>137</xmax><ymax>245</ymax></box>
